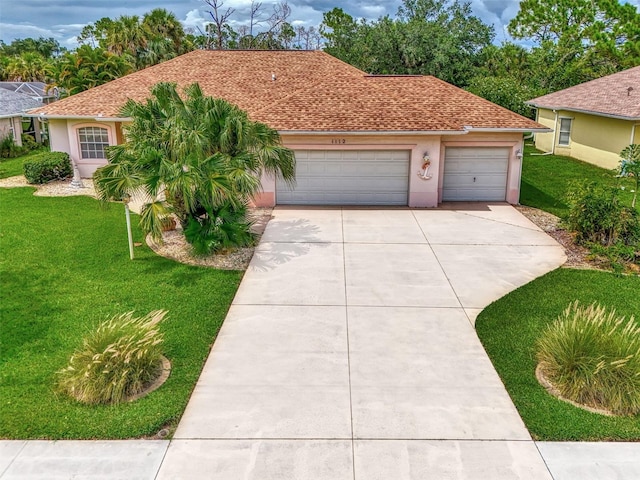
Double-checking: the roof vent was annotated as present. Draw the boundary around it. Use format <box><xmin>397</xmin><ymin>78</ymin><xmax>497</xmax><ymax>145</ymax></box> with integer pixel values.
<box><xmin>628</xmin><ymin>86</ymin><xmax>634</xmax><ymax>96</ymax></box>
<box><xmin>272</xmin><ymin>72</ymin><xmax>277</xmax><ymax>82</ymax></box>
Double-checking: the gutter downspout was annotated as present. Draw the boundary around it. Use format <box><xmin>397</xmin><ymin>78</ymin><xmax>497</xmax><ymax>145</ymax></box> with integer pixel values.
<box><xmin>631</xmin><ymin>123</ymin><xmax>639</xmax><ymax>145</ymax></box>
<box><xmin>552</xmin><ymin>110</ymin><xmax>559</xmax><ymax>155</ymax></box>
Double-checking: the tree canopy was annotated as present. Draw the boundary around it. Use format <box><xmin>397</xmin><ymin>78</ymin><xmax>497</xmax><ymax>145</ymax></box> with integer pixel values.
<box><xmin>94</xmin><ymin>83</ymin><xmax>295</xmax><ymax>254</ymax></box>
<box><xmin>321</xmin><ymin>0</ymin><xmax>494</xmax><ymax>86</ymax></box>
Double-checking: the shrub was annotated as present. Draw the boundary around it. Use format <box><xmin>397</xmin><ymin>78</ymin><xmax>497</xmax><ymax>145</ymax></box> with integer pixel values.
<box><xmin>0</xmin><ymin>136</ymin><xmax>28</xmax><ymax>158</ymax></box>
<box><xmin>587</xmin><ymin>242</ymin><xmax>640</xmax><ymax>273</ymax></box>
<box><xmin>20</xmin><ymin>133</ymin><xmax>39</xmax><ymax>151</ymax></box>
<box><xmin>565</xmin><ymin>182</ymin><xmax>640</xmax><ymax>246</ymax></box>
<box><xmin>23</xmin><ymin>151</ymin><xmax>72</xmax><ymax>184</ymax></box>
<box><xmin>537</xmin><ymin>301</ymin><xmax>640</xmax><ymax>416</ymax></box>
<box><xmin>57</xmin><ymin>310</ymin><xmax>167</xmax><ymax>405</ymax></box>
<box><xmin>184</xmin><ymin>201</ymin><xmax>255</xmax><ymax>255</ymax></box>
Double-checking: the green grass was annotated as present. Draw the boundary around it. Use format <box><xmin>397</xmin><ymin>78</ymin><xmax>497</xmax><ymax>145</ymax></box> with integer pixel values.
<box><xmin>0</xmin><ymin>149</ymin><xmax>48</xmax><ymax>179</ymax></box>
<box><xmin>520</xmin><ymin>145</ymin><xmax>638</xmax><ymax>218</ymax></box>
<box><xmin>476</xmin><ymin>269</ymin><xmax>640</xmax><ymax>440</ymax></box>
<box><xmin>0</xmin><ymin>187</ymin><xmax>243</xmax><ymax>439</ymax></box>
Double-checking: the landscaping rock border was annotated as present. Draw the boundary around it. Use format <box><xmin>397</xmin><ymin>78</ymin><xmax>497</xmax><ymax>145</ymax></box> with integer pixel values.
<box><xmin>535</xmin><ymin>363</ymin><xmax>615</xmax><ymax>417</ymax></box>
<box><xmin>146</xmin><ymin>208</ymin><xmax>273</xmax><ymax>271</ymax></box>
<box><xmin>125</xmin><ymin>355</ymin><xmax>172</xmax><ymax>403</ymax></box>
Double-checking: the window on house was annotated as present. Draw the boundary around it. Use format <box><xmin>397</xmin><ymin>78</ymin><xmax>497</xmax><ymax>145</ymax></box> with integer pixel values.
<box><xmin>558</xmin><ymin>118</ymin><xmax>572</xmax><ymax>146</ymax></box>
<box><xmin>78</xmin><ymin>126</ymin><xmax>109</xmax><ymax>159</ymax></box>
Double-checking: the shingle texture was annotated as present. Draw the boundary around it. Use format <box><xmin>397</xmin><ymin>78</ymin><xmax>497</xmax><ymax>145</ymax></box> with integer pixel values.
<box><xmin>32</xmin><ymin>50</ymin><xmax>542</xmax><ymax>131</ymax></box>
<box><xmin>0</xmin><ymin>88</ymin><xmax>43</xmax><ymax>116</ymax></box>
<box><xmin>528</xmin><ymin>66</ymin><xmax>640</xmax><ymax>119</ymax></box>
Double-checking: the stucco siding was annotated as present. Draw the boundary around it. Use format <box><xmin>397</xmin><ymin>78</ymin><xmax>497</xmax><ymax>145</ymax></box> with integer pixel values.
<box><xmin>46</xmin><ymin>122</ymin><xmax>524</xmax><ymax>207</ymax></box>
<box><xmin>49</xmin><ymin>119</ymin><xmax>70</xmax><ymax>154</ymax></box>
<box><xmin>534</xmin><ymin>108</ymin><xmax>637</xmax><ymax>169</ymax></box>
<box><xmin>534</xmin><ymin>108</ymin><xmax>556</xmax><ymax>153</ymax></box>
<box><xmin>0</xmin><ymin>117</ymin><xmax>24</xmax><ymax>146</ymax></box>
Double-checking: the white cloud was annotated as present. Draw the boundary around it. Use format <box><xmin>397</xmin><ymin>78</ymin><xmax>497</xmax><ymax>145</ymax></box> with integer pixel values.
<box><xmin>0</xmin><ymin>22</ymin><xmax>56</xmax><ymax>39</ymax></box>
<box><xmin>182</xmin><ymin>9</ymin><xmax>208</xmax><ymax>29</ymax></box>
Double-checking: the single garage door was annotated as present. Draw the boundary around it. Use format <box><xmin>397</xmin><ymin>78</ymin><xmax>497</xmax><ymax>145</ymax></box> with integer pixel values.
<box><xmin>443</xmin><ymin>147</ymin><xmax>510</xmax><ymax>201</ymax></box>
<box><xmin>276</xmin><ymin>150</ymin><xmax>410</xmax><ymax>205</ymax></box>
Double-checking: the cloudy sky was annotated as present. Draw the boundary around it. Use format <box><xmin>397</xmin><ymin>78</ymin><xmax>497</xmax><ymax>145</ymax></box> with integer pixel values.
<box><xmin>1</xmin><ymin>0</ymin><xmax>639</xmax><ymax>48</ymax></box>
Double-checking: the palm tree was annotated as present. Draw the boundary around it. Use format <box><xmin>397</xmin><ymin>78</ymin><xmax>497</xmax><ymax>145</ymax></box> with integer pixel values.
<box><xmin>48</xmin><ymin>46</ymin><xmax>134</xmax><ymax>96</ymax></box>
<box><xmin>142</xmin><ymin>9</ymin><xmax>186</xmax><ymax>55</ymax></box>
<box><xmin>94</xmin><ymin>82</ymin><xmax>295</xmax><ymax>254</ymax></box>
<box><xmin>5</xmin><ymin>52</ymin><xmax>49</xmax><ymax>81</ymax></box>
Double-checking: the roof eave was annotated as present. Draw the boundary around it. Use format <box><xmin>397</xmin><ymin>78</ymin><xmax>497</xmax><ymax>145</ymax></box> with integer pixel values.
<box><xmin>464</xmin><ymin>126</ymin><xmax>552</xmax><ymax>133</ymax></box>
<box><xmin>278</xmin><ymin>129</ymin><xmax>468</xmax><ymax>135</ymax></box>
<box><xmin>24</xmin><ymin>113</ymin><xmax>132</xmax><ymax>122</ymax></box>
<box><xmin>526</xmin><ymin>103</ymin><xmax>640</xmax><ymax>121</ymax></box>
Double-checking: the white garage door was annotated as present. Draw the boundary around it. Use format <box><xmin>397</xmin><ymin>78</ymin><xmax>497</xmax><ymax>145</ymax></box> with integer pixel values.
<box><xmin>443</xmin><ymin>147</ymin><xmax>510</xmax><ymax>201</ymax></box>
<box><xmin>276</xmin><ymin>150</ymin><xmax>410</xmax><ymax>205</ymax></box>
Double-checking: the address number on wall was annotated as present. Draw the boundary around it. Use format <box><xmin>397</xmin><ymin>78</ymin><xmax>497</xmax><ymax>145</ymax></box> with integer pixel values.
<box><xmin>331</xmin><ymin>138</ymin><xmax>346</xmax><ymax>144</ymax></box>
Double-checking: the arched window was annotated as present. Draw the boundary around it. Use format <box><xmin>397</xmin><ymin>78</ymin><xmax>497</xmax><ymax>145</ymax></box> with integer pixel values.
<box><xmin>77</xmin><ymin>126</ymin><xmax>110</xmax><ymax>159</ymax></box>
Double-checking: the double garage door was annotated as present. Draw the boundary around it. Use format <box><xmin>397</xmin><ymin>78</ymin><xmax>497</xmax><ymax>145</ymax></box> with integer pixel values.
<box><xmin>442</xmin><ymin>147</ymin><xmax>510</xmax><ymax>202</ymax></box>
<box><xmin>276</xmin><ymin>150</ymin><xmax>410</xmax><ymax>205</ymax></box>
<box><xmin>275</xmin><ymin>147</ymin><xmax>510</xmax><ymax>205</ymax></box>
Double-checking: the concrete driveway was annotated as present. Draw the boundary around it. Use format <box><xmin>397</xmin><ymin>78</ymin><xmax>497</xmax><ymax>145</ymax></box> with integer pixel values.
<box><xmin>156</xmin><ymin>204</ymin><xmax>566</xmax><ymax>479</ymax></box>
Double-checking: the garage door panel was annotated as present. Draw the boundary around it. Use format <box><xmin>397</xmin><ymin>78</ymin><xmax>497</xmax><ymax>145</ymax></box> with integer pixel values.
<box><xmin>443</xmin><ymin>147</ymin><xmax>509</xmax><ymax>202</ymax></box>
<box><xmin>277</xmin><ymin>150</ymin><xmax>409</xmax><ymax>205</ymax></box>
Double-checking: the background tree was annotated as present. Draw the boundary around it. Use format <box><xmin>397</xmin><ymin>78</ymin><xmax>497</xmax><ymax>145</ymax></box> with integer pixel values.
<box><xmin>202</xmin><ymin>0</ymin><xmax>236</xmax><ymax>50</ymax></box>
<box><xmin>94</xmin><ymin>83</ymin><xmax>295</xmax><ymax>254</ymax></box>
<box><xmin>3</xmin><ymin>52</ymin><xmax>49</xmax><ymax>81</ymax></box>
<box><xmin>509</xmin><ymin>0</ymin><xmax>640</xmax><ymax>91</ymax></box>
<box><xmin>466</xmin><ymin>76</ymin><xmax>540</xmax><ymax>118</ymax></box>
<box><xmin>78</xmin><ymin>10</ymin><xmax>191</xmax><ymax>69</ymax></box>
<box><xmin>320</xmin><ymin>0</ymin><xmax>493</xmax><ymax>86</ymax></box>
<box><xmin>48</xmin><ymin>45</ymin><xmax>134</xmax><ymax>96</ymax></box>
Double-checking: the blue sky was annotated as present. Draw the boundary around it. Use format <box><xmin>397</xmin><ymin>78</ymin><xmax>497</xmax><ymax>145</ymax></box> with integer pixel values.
<box><xmin>1</xmin><ymin>0</ymin><xmax>639</xmax><ymax>48</ymax></box>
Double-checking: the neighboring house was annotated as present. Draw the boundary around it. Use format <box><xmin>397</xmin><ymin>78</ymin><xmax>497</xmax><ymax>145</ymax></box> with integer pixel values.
<box><xmin>527</xmin><ymin>66</ymin><xmax>640</xmax><ymax>170</ymax></box>
<box><xmin>0</xmin><ymin>89</ymin><xmax>43</xmax><ymax>146</ymax></box>
<box><xmin>0</xmin><ymin>82</ymin><xmax>58</xmax><ymax>104</ymax></box>
<box><xmin>30</xmin><ymin>50</ymin><xmax>546</xmax><ymax>207</ymax></box>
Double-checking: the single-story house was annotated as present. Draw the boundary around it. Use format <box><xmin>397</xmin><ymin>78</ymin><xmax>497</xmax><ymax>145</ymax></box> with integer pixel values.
<box><xmin>0</xmin><ymin>88</ymin><xmax>43</xmax><ymax>146</ymax></box>
<box><xmin>527</xmin><ymin>66</ymin><xmax>640</xmax><ymax>170</ymax></box>
<box><xmin>30</xmin><ymin>50</ymin><xmax>546</xmax><ymax>207</ymax></box>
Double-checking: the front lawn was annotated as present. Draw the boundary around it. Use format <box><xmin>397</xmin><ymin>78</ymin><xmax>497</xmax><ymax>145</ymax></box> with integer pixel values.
<box><xmin>0</xmin><ymin>148</ymin><xmax>47</xmax><ymax>179</ymax></box>
<box><xmin>520</xmin><ymin>145</ymin><xmax>638</xmax><ymax>217</ymax></box>
<box><xmin>0</xmin><ymin>187</ymin><xmax>242</xmax><ymax>439</ymax></box>
<box><xmin>476</xmin><ymin>269</ymin><xmax>640</xmax><ymax>441</ymax></box>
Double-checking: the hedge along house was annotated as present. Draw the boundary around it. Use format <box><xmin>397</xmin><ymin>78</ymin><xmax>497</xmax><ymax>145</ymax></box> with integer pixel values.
<box><xmin>527</xmin><ymin>66</ymin><xmax>640</xmax><ymax>170</ymax></box>
<box><xmin>30</xmin><ymin>50</ymin><xmax>546</xmax><ymax>207</ymax></box>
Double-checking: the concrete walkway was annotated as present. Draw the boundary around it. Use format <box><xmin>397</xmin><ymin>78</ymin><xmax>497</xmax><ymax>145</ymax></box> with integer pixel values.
<box><xmin>2</xmin><ymin>205</ymin><xmax>639</xmax><ymax>479</ymax></box>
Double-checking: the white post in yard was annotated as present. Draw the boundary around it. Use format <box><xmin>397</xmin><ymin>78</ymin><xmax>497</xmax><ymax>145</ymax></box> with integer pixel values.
<box><xmin>70</xmin><ymin>157</ymin><xmax>84</xmax><ymax>189</ymax></box>
<box><xmin>123</xmin><ymin>194</ymin><xmax>134</xmax><ymax>260</ymax></box>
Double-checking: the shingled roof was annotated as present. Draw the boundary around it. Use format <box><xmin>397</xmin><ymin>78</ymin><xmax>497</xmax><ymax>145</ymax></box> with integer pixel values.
<box><xmin>31</xmin><ymin>50</ymin><xmax>543</xmax><ymax>132</ymax></box>
<box><xmin>0</xmin><ymin>88</ymin><xmax>43</xmax><ymax>118</ymax></box>
<box><xmin>528</xmin><ymin>66</ymin><xmax>640</xmax><ymax>120</ymax></box>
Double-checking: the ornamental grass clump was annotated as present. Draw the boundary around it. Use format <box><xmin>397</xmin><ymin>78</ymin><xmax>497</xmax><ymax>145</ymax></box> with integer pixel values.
<box><xmin>57</xmin><ymin>310</ymin><xmax>167</xmax><ymax>405</ymax></box>
<box><xmin>537</xmin><ymin>301</ymin><xmax>640</xmax><ymax>416</ymax></box>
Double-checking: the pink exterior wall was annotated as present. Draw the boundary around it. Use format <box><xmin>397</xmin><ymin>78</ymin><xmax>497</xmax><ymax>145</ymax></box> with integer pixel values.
<box><xmin>66</xmin><ymin>120</ymin><xmax>117</xmax><ymax>178</ymax></box>
<box><xmin>46</xmin><ymin>122</ymin><xmax>524</xmax><ymax>206</ymax></box>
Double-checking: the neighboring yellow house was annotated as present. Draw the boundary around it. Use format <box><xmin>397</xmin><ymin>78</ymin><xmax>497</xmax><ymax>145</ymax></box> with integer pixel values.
<box><xmin>527</xmin><ymin>66</ymin><xmax>640</xmax><ymax>170</ymax></box>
